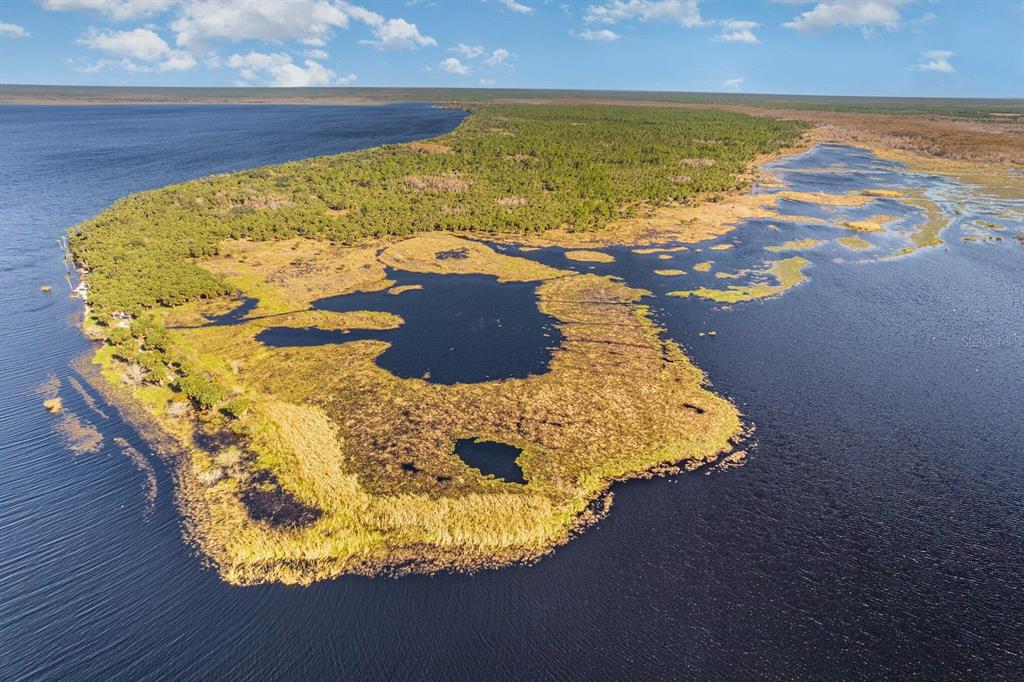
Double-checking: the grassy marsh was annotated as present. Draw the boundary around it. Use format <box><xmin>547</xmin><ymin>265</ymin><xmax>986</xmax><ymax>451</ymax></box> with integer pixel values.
<box><xmin>669</xmin><ymin>257</ymin><xmax>811</xmax><ymax>304</ymax></box>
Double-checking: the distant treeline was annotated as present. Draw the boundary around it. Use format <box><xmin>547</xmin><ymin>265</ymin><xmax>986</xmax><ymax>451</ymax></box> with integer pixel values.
<box><xmin>6</xmin><ymin>84</ymin><xmax>1023</xmax><ymax>119</ymax></box>
<box><xmin>70</xmin><ymin>104</ymin><xmax>803</xmax><ymax>315</ymax></box>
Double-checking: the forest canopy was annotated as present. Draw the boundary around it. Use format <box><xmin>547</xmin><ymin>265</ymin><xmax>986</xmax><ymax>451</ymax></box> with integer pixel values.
<box><xmin>70</xmin><ymin>103</ymin><xmax>804</xmax><ymax>314</ymax></box>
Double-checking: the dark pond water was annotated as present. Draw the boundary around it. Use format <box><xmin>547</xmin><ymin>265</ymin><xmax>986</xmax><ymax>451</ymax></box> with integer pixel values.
<box><xmin>300</xmin><ymin>269</ymin><xmax>560</xmax><ymax>384</ymax></box>
<box><xmin>2</xmin><ymin>105</ymin><xmax>1022</xmax><ymax>680</ymax></box>
<box><xmin>453</xmin><ymin>439</ymin><xmax>526</xmax><ymax>484</ymax></box>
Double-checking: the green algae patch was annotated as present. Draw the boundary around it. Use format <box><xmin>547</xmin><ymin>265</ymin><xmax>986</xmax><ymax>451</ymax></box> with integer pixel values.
<box><xmin>693</xmin><ymin>261</ymin><xmax>714</xmax><ymax>272</ymax></box>
<box><xmin>837</xmin><ymin>236</ymin><xmax>873</xmax><ymax>250</ymax></box>
<box><xmin>765</xmin><ymin>238</ymin><xmax>825</xmax><ymax>252</ymax></box>
<box><xmin>564</xmin><ymin>250</ymin><xmax>615</xmax><ymax>263</ymax></box>
<box><xmin>669</xmin><ymin>256</ymin><xmax>810</xmax><ymax>304</ymax></box>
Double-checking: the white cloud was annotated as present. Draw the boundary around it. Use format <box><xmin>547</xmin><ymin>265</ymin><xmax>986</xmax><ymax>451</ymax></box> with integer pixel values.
<box><xmin>227</xmin><ymin>51</ymin><xmax>355</xmax><ymax>86</ymax></box>
<box><xmin>360</xmin><ymin>18</ymin><xmax>436</xmax><ymax>49</ymax></box>
<box><xmin>715</xmin><ymin>19</ymin><xmax>758</xmax><ymax>44</ymax></box>
<box><xmin>721</xmin><ymin>77</ymin><xmax>743</xmax><ymax>91</ymax></box>
<box><xmin>77</xmin><ymin>26</ymin><xmax>196</xmax><ymax>71</ymax></box>
<box><xmin>439</xmin><ymin>56</ymin><xmax>470</xmax><ymax>75</ymax></box>
<box><xmin>171</xmin><ymin>0</ymin><xmax>351</xmax><ymax>49</ymax></box>
<box><xmin>911</xmin><ymin>49</ymin><xmax>955</xmax><ymax>73</ymax></box>
<box><xmin>40</xmin><ymin>0</ymin><xmax>177</xmax><ymax>21</ymax></box>
<box><xmin>450</xmin><ymin>43</ymin><xmax>485</xmax><ymax>58</ymax></box>
<box><xmin>909</xmin><ymin>11</ymin><xmax>937</xmax><ymax>32</ymax></box>
<box><xmin>170</xmin><ymin>1</ymin><xmax>434</xmax><ymax>52</ymax></box>
<box><xmin>485</xmin><ymin>47</ymin><xmax>512</xmax><ymax>65</ymax></box>
<box><xmin>584</xmin><ymin>0</ymin><xmax>702</xmax><ymax>27</ymax></box>
<box><xmin>783</xmin><ymin>0</ymin><xmax>907</xmax><ymax>34</ymax></box>
<box><xmin>479</xmin><ymin>77</ymin><xmax>496</xmax><ymax>85</ymax></box>
<box><xmin>496</xmin><ymin>0</ymin><xmax>534</xmax><ymax>14</ymax></box>
<box><xmin>0</xmin><ymin>22</ymin><xmax>29</xmax><ymax>37</ymax></box>
<box><xmin>575</xmin><ymin>28</ymin><xmax>621</xmax><ymax>41</ymax></box>
<box><xmin>304</xmin><ymin>48</ymin><xmax>329</xmax><ymax>60</ymax></box>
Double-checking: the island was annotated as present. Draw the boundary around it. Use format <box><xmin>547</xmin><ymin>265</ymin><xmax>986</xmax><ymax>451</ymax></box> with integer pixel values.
<box><xmin>67</xmin><ymin>100</ymin><xmax>1022</xmax><ymax>585</ymax></box>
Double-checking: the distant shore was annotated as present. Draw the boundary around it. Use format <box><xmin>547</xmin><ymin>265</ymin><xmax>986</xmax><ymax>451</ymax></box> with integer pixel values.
<box><xmin>3</xmin><ymin>84</ymin><xmax>1021</xmax><ymax>115</ymax></box>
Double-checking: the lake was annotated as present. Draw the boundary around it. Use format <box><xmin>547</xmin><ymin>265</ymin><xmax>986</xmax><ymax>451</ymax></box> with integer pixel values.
<box><xmin>1</xmin><ymin>103</ymin><xmax>1021</xmax><ymax>679</ymax></box>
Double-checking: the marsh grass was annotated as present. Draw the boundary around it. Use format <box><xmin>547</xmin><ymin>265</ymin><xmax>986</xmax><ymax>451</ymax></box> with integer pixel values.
<box><xmin>669</xmin><ymin>256</ymin><xmax>811</xmax><ymax>303</ymax></box>
<box><xmin>98</xmin><ymin>236</ymin><xmax>741</xmax><ymax>584</ymax></box>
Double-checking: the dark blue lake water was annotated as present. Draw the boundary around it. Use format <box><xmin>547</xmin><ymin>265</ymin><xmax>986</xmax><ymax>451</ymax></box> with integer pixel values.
<box><xmin>1</xmin><ymin>104</ymin><xmax>1022</xmax><ymax>680</ymax></box>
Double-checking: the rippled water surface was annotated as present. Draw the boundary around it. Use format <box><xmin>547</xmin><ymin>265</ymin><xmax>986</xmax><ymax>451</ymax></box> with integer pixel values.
<box><xmin>1</xmin><ymin>104</ymin><xmax>1022</xmax><ymax>680</ymax></box>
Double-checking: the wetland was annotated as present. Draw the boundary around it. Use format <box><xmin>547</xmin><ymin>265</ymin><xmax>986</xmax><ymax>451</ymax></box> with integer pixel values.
<box><xmin>4</xmin><ymin>101</ymin><xmax>1023</xmax><ymax>678</ymax></box>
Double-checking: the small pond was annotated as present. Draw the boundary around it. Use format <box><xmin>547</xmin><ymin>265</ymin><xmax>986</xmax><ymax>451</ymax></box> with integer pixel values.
<box><xmin>453</xmin><ymin>439</ymin><xmax>526</xmax><ymax>484</ymax></box>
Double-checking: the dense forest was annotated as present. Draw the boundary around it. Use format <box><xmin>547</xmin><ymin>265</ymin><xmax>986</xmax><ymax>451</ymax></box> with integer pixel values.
<box><xmin>70</xmin><ymin>104</ymin><xmax>804</xmax><ymax>315</ymax></box>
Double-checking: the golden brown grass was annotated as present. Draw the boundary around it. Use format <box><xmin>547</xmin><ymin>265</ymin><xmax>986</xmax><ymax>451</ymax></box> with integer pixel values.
<box><xmin>564</xmin><ymin>250</ymin><xmax>615</xmax><ymax>263</ymax></box>
<box><xmin>765</xmin><ymin>238</ymin><xmax>825</xmax><ymax>252</ymax></box>
<box><xmin>103</xmin><ymin>236</ymin><xmax>741</xmax><ymax>585</ymax></box>
<box><xmin>837</xmin><ymin>236</ymin><xmax>873</xmax><ymax>250</ymax></box>
<box><xmin>669</xmin><ymin>257</ymin><xmax>811</xmax><ymax>303</ymax></box>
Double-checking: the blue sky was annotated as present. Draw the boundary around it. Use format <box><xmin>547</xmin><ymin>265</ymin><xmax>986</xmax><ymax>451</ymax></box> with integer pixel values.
<box><xmin>0</xmin><ymin>1</ymin><xmax>1021</xmax><ymax>97</ymax></box>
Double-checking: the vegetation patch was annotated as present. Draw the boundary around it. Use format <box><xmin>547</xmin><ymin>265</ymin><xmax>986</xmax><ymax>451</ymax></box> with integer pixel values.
<box><xmin>777</xmin><ymin>191</ymin><xmax>873</xmax><ymax>207</ymax></box>
<box><xmin>669</xmin><ymin>256</ymin><xmax>811</xmax><ymax>303</ymax></box>
<box><xmin>841</xmin><ymin>215</ymin><xmax>900</xmax><ymax>232</ymax></box>
<box><xmin>56</xmin><ymin>412</ymin><xmax>103</xmax><ymax>454</ymax></box>
<box><xmin>837</xmin><ymin>236</ymin><xmax>873</xmax><ymax>250</ymax></box>
<box><xmin>765</xmin><ymin>238</ymin><xmax>825</xmax><ymax>252</ymax></box>
<box><xmin>564</xmin><ymin>250</ymin><xmax>614</xmax><ymax>263</ymax></box>
<box><xmin>653</xmin><ymin>269</ymin><xmax>686</xmax><ymax>276</ymax></box>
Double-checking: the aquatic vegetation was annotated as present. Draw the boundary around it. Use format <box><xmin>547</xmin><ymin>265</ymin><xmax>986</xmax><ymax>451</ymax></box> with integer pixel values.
<box><xmin>564</xmin><ymin>250</ymin><xmax>614</xmax><ymax>263</ymax></box>
<box><xmin>896</xmin><ymin>191</ymin><xmax>949</xmax><ymax>250</ymax></box>
<box><xmin>764</xmin><ymin>238</ymin><xmax>825</xmax><ymax>252</ymax></box>
<box><xmin>387</xmin><ymin>284</ymin><xmax>423</xmax><ymax>295</ymax></box>
<box><xmin>840</xmin><ymin>215</ymin><xmax>899</xmax><ymax>232</ymax></box>
<box><xmin>654</xmin><ymin>269</ymin><xmax>686</xmax><ymax>276</ymax></box>
<box><xmin>43</xmin><ymin>397</ymin><xmax>63</xmax><ymax>413</ymax></box>
<box><xmin>838</xmin><ymin>236</ymin><xmax>873</xmax><ymax>250</ymax></box>
<box><xmin>632</xmin><ymin>246</ymin><xmax>688</xmax><ymax>254</ymax></box>
<box><xmin>55</xmin><ymin>412</ymin><xmax>103</xmax><ymax>454</ymax></box>
<box><xmin>709</xmin><ymin>243</ymin><xmax>734</xmax><ymax>251</ymax></box>
<box><xmin>776</xmin><ymin>215</ymin><xmax>829</xmax><ymax>225</ymax></box>
<box><xmin>693</xmin><ymin>261</ymin><xmax>714</xmax><ymax>272</ymax></box>
<box><xmin>777</xmin><ymin>191</ymin><xmax>873</xmax><ymax>207</ymax></box>
<box><xmin>669</xmin><ymin>257</ymin><xmax>810</xmax><ymax>304</ymax></box>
